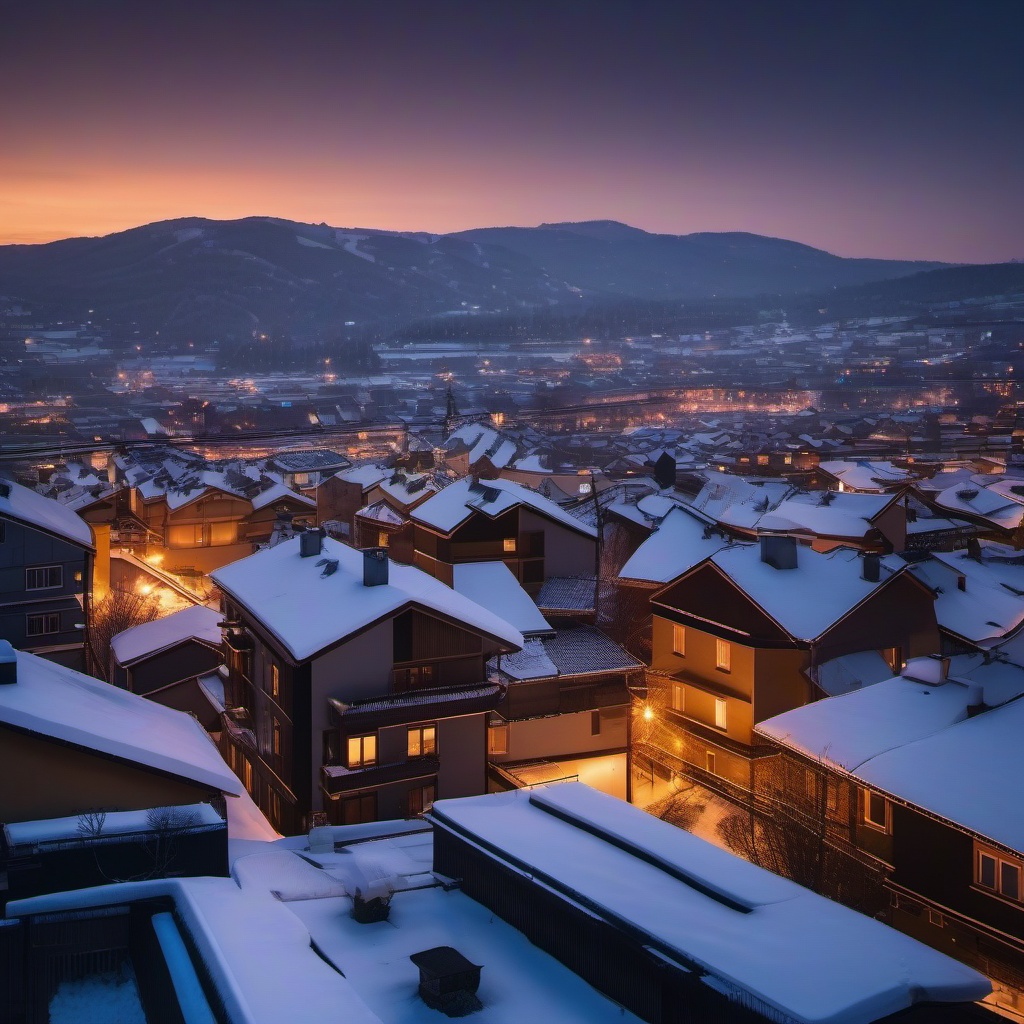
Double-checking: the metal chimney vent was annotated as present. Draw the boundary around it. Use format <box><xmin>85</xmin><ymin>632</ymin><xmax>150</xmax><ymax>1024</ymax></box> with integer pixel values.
<box><xmin>299</xmin><ymin>528</ymin><xmax>324</xmax><ymax>558</ymax></box>
<box><xmin>363</xmin><ymin>547</ymin><xmax>389</xmax><ymax>587</ymax></box>
<box><xmin>759</xmin><ymin>534</ymin><xmax>797</xmax><ymax>570</ymax></box>
<box><xmin>861</xmin><ymin>552</ymin><xmax>881</xmax><ymax>583</ymax></box>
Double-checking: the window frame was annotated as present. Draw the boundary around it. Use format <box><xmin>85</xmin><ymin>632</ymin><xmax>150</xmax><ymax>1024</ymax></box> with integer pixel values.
<box><xmin>715</xmin><ymin>638</ymin><xmax>731</xmax><ymax>673</ymax></box>
<box><xmin>862</xmin><ymin>788</ymin><xmax>891</xmax><ymax>834</ymax></box>
<box><xmin>976</xmin><ymin>844</ymin><xmax>1023</xmax><ymax>903</ymax></box>
<box><xmin>25</xmin><ymin>564</ymin><xmax>63</xmax><ymax>591</ymax></box>
<box><xmin>26</xmin><ymin>611</ymin><xmax>61</xmax><ymax>636</ymax></box>
<box><xmin>407</xmin><ymin>723</ymin><xmax>437</xmax><ymax>758</ymax></box>
<box><xmin>672</xmin><ymin>623</ymin><xmax>686</xmax><ymax>656</ymax></box>
<box><xmin>346</xmin><ymin>733</ymin><xmax>378</xmax><ymax>769</ymax></box>
<box><xmin>714</xmin><ymin>696</ymin><xmax>728</xmax><ymax>731</ymax></box>
<box><xmin>407</xmin><ymin>783</ymin><xmax>436</xmax><ymax>817</ymax></box>
<box><xmin>488</xmin><ymin>721</ymin><xmax>509</xmax><ymax>755</ymax></box>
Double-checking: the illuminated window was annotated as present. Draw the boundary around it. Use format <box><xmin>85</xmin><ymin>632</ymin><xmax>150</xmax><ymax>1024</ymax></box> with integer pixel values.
<box><xmin>706</xmin><ymin>751</ymin><xmax>717</xmax><ymax>774</ymax></box>
<box><xmin>270</xmin><ymin>664</ymin><xmax>280</xmax><ymax>699</ymax></box>
<box><xmin>25</xmin><ymin>565</ymin><xmax>62</xmax><ymax>590</ymax></box>
<box><xmin>271</xmin><ymin>719</ymin><xmax>282</xmax><ymax>756</ymax></box>
<box><xmin>347</xmin><ymin>734</ymin><xmax>377</xmax><ymax>768</ymax></box>
<box><xmin>977</xmin><ymin>845</ymin><xmax>1022</xmax><ymax>902</ymax></box>
<box><xmin>242</xmin><ymin>757</ymin><xmax>253</xmax><ymax>791</ymax></box>
<box><xmin>862</xmin><ymin>789</ymin><xmax>891</xmax><ymax>833</ymax></box>
<box><xmin>672</xmin><ymin>623</ymin><xmax>686</xmax><ymax>656</ymax></box>
<box><xmin>503</xmin><ymin>537</ymin><xmax>517</xmax><ymax>553</ymax></box>
<box><xmin>488</xmin><ymin>721</ymin><xmax>509</xmax><ymax>755</ymax></box>
<box><xmin>716</xmin><ymin>639</ymin><xmax>731</xmax><ymax>672</ymax></box>
<box><xmin>209</xmin><ymin>521</ymin><xmax>237</xmax><ymax>546</ymax></box>
<box><xmin>671</xmin><ymin>683</ymin><xmax>685</xmax><ymax>712</ymax></box>
<box><xmin>378</xmin><ymin>530</ymin><xmax>390</xmax><ymax>548</ymax></box>
<box><xmin>714</xmin><ymin>697</ymin><xmax>728</xmax><ymax>730</ymax></box>
<box><xmin>167</xmin><ymin>523</ymin><xmax>204</xmax><ymax>547</ymax></box>
<box><xmin>757</xmin><ymin>455</ymin><xmax>769</xmax><ymax>466</ymax></box>
<box><xmin>407</xmin><ymin>723</ymin><xmax>437</xmax><ymax>758</ymax></box>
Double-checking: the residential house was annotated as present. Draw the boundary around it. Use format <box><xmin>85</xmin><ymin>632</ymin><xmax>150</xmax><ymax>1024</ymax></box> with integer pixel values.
<box><xmin>756</xmin><ymin>650</ymin><xmax>1024</xmax><ymax>1015</ymax></box>
<box><xmin>210</xmin><ymin>534</ymin><xmax>522</xmax><ymax>833</ymax></box>
<box><xmin>0</xmin><ymin>479</ymin><xmax>94</xmax><ymax>669</ymax></box>
<box><xmin>410</xmin><ymin>476</ymin><xmax>597</xmax><ymax>594</ymax></box>
<box><xmin>639</xmin><ymin>538</ymin><xmax>939</xmax><ymax>799</ymax></box>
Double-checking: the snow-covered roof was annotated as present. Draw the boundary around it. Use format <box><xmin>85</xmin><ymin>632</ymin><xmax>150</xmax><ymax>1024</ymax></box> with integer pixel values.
<box><xmin>211</xmin><ymin>537</ymin><xmax>523</xmax><ymax>662</ymax></box>
<box><xmin>429</xmin><ymin>784</ymin><xmax>989</xmax><ymax>1023</ymax></box>
<box><xmin>0</xmin><ymin>479</ymin><xmax>93</xmax><ymax>548</ymax></box>
<box><xmin>452</xmin><ymin>561</ymin><xmax>551</xmax><ymax>636</ymax></box>
<box><xmin>814</xmin><ymin>650</ymin><xmax>895</xmax><ymax>697</ymax></box>
<box><xmin>619</xmin><ymin>508</ymin><xmax>743</xmax><ymax>584</ymax></box>
<box><xmin>818</xmin><ymin>460</ymin><xmax>915</xmax><ymax>491</ymax></box>
<box><xmin>411</xmin><ymin>477</ymin><xmax>597</xmax><ymax>538</ymax></box>
<box><xmin>493</xmin><ymin>624</ymin><xmax>641</xmax><ymax>682</ymax></box>
<box><xmin>0</xmin><ymin>647</ymin><xmax>241</xmax><ymax>796</ymax></box>
<box><xmin>110</xmin><ymin>604</ymin><xmax>223</xmax><ymax>666</ymax></box>
<box><xmin>685</xmin><ymin>546</ymin><xmax>906</xmax><ymax>642</ymax></box>
<box><xmin>335</xmin><ymin>464</ymin><xmax>389</xmax><ymax>489</ymax></box>
<box><xmin>932</xmin><ymin>477</ymin><xmax>1024</xmax><ymax>531</ymax></box>
<box><xmin>249</xmin><ymin>482</ymin><xmax>316</xmax><ymax>511</ymax></box>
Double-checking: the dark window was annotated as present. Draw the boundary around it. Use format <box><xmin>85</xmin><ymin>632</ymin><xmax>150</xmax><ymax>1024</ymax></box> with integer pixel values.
<box><xmin>863</xmin><ymin>790</ymin><xmax>890</xmax><ymax>832</ymax></box>
<box><xmin>26</xmin><ymin>612</ymin><xmax>61</xmax><ymax>636</ymax></box>
<box><xmin>407</xmin><ymin>784</ymin><xmax>435</xmax><ymax>817</ymax></box>
<box><xmin>25</xmin><ymin>565</ymin><xmax>63</xmax><ymax>590</ymax></box>
<box><xmin>323</xmin><ymin>729</ymin><xmax>339</xmax><ymax>765</ymax></box>
<box><xmin>339</xmin><ymin>791</ymin><xmax>377</xmax><ymax>825</ymax></box>
<box><xmin>522</xmin><ymin>560</ymin><xmax>545</xmax><ymax>585</ymax></box>
<box><xmin>393</xmin><ymin>664</ymin><xmax>435</xmax><ymax>692</ymax></box>
<box><xmin>976</xmin><ymin>846</ymin><xmax>1023</xmax><ymax>903</ymax></box>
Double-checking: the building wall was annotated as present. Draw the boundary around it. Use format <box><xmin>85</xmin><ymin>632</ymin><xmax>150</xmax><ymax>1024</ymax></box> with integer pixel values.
<box><xmin>519</xmin><ymin>508</ymin><xmax>595</xmax><ymax>579</ymax></box>
<box><xmin>0</xmin><ymin>724</ymin><xmax>214</xmax><ymax>821</ymax></box>
<box><xmin>0</xmin><ymin>517</ymin><xmax>89</xmax><ymax>657</ymax></box>
<box><xmin>120</xmin><ymin>641</ymin><xmax>221</xmax><ymax>696</ymax></box>
<box><xmin>491</xmin><ymin>706</ymin><xmax>627</xmax><ymax>764</ymax></box>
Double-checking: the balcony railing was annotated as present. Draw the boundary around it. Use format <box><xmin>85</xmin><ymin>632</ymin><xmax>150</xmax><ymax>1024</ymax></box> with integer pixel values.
<box><xmin>321</xmin><ymin>756</ymin><xmax>440</xmax><ymax>795</ymax></box>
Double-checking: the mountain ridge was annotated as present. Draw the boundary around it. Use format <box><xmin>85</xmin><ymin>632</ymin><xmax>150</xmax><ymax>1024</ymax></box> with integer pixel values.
<box><xmin>0</xmin><ymin>215</ymin><xmax>954</xmax><ymax>341</ymax></box>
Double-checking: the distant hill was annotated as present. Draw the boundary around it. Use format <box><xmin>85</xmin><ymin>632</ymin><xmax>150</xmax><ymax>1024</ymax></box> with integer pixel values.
<box><xmin>0</xmin><ymin>216</ymin><xmax>951</xmax><ymax>342</ymax></box>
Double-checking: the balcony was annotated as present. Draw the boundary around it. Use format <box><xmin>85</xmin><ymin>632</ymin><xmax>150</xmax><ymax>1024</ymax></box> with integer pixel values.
<box><xmin>328</xmin><ymin>682</ymin><xmax>503</xmax><ymax>731</ymax></box>
<box><xmin>321</xmin><ymin>756</ymin><xmax>440</xmax><ymax>796</ymax></box>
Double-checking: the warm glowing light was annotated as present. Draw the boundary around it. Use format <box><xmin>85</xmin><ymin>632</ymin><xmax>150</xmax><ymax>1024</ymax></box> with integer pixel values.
<box><xmin>642</xmin><ymin>706</ymin><xmax>654</xmax><ymax>722</ymax></box>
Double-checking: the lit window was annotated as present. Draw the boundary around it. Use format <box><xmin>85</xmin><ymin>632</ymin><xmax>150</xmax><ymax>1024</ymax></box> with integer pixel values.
<box><xmin>25</xmin><ymin>565</ymin><xmax>62</xmax><ymax>590</ymax></box>
<box><xmin>503</xmin><ymin>537</ymin><xmax>517</xmax><ymax>553</ymax></box>
<box><xmin>378</xmin><ymin>530</ymin><xmax>390</xmax><ymax>548</ymax></box>
<box><xmin>347</xmin><ymin>734</ymin><xmax>377</xmax><ymax>768</ymax></box>
<box><xmin>407</xmin><ymin>724</ymin><xmax>437</xmax><ymax>758</ymax></box>
<box><xmin>672</xmin><ymin>623</ymin><xmax>686</xmax><ymax>656</ymax></box>
<box><xmin>862</xmin><ymin>789</ymin><xmax>891</xmax><ymax>833</ymax></box>
<box><xmin>757</xmin><ymin>455</ymin><xmax>769</xmax><ymax>466</ymax></box>
<box><xmin>271</xmin><ymin>720</ymin><xmax>282</xmax><ymax>756</ymax></box>
<box><xmin>716</xmin><ymin>639</ymin><xmax>731</xmax><ymax>672</ymax></box>
<box><xmin>706</xmin><ymin>751</ymin><xmax>717</xmax><ymax>774</ymax></box>
<box><xmin>671</xmin><ymin>683</ymin><xmax>685</xmax><ymax>712</ymax></box>
<box><xmin>209</xmin><ymin>521</ymin><xmax>237</xmax><ymax>546</ymax></box>
<box><xmin>714</xmin><ymin>697</ymin><xmax>728</xmax><ymax>730</ymax></box>
<box><xmin>976</xmin><ymin>845</ymin><xmax>1023</xmax><ymax>902</ymax></box>
<box><xmin>488</xmin><ymin>722</ymin><xmax>509</xmax><ymax>755</ymax></box>
<box><xmin>270</xmin><ymin>664</ymin><xmax>280</xmax><ymax>699</ymax></box>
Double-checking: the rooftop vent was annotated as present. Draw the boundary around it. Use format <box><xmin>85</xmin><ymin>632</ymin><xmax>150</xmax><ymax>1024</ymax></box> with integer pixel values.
<box><xmin>363</xmin><ymin>547</ymin><xmax>389</xmax><ymax>587</ymax></box>
<box><xmin>299</xmin><ymin>528</ymin><xmax>324</xmax><ymax>558</ymax></box>
<box><xmin>0</xmin><ymin>640</ymin><xmax>15</xmax><ymax>685</ymax></box>
<box><xmin>760</xmin><ymin>534</ymin><xmax>797</xmax><ymax>571</ymax></box>
<box><xmin>861</xmin><ymin>552</ymin><xmax>881</xmax><ymax>583</ymax></box>
<box><xmin>410</xmin><ymin>946</ymin><xmax>482</xmax><ymax>1016</ymax></box>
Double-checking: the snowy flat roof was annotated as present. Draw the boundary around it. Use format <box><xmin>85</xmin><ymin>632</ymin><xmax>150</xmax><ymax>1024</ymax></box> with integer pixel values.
<box><xmin>212</xmin><ymin>537</ymin><xmax>523</xmax><ymax>662</ymax></box>
<box><xmin>0</xmin><ymin>479</ymin><xmax>94</xmax><ymax>548</ymax></box>
<box><xmin>110</xmin><ymin>604</ymin><xmax>223</xmax><ymax>666</ymax></box>
<box><xmin>411</xmin><ymin>477</ymin><xmax>597</xmax><ymax>538</ymax></box>
<box><xmin>429</xmin><ymin>784</ymin><xmax>989</xmax><ymax>1024</ymax></box>
<box><xmin>453</xmin><ymin>561</ymin><xmax>551</xmax><ymax>636</ymax></box>
<box><xmin>0</xmin><ymin>649</ymin><xmax>242</xmax><ymax>796</ymax></box>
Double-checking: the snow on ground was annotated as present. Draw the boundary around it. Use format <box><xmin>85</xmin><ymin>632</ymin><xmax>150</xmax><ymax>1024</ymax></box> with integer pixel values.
<box><xmin>48</xmin><ymin>968</ymin><xmax>146</xmax><ymax>1024</ymax></box>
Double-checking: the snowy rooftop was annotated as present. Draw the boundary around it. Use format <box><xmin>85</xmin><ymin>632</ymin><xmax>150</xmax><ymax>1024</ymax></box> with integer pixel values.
<box><xmin>249</xmin><ymin>482</ymin><xmax>316</xmax><ymax>511</ymax></box>
<box><xmin>932</xmin><ymin>478</ymin><xmax>1024</xmax><ymax>531</ymax></box>
<box><xmin>411</xmin><ymin>476</ymin><xmax>598</xmax><ymax>538</ymax></box>
<box><xmin>212</xmin><ymin>537</ymin><xmax>523</xmax><ymax>662</ymax></box>
<box><xmin>493</xmin><ymin>624</ymin><xmax>641</xmax><ymax>682</ymax></box>
<box><xmin>680</xmin><ymin>545</ymin><xmax>907</xmax><ymax>642</ymax></box>
<box><xmin>429</xmin><ymin>784</ymin><xmax>988</xmax><ymax>1024</ymax></box>
<box><xmin>452</xmin><ymin>561</ymin><xmax>552</xmax><ymax>636</ymax></box>
<box><xmin>619</xmin><ymin>507</ymin><xmax>743</xmax><ymax>584</ymax></box>
<box><xmin>110</xmin><ymin>604</ymin><xmax>223</xmax><ymax>666</ymax></box>
<box><xmin>0</xmin><ymin>647</ymin><xmax>242</xmax><ymax>796</ymax></box>
<box><xmin>818</xmin><ymin>460</ymin><xmax>915</xmax><ymax>491</ymax></box>
<box><xmin>0</xmin><ymin>479</ymin><xmax>94</xmax><ymax>548</ymax></box>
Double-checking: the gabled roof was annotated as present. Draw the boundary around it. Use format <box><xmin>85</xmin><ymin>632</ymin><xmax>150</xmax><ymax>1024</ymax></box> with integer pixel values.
<box><xmin>0</xmin><ymin>480</ymin><xmax>94</xmax><ymax>549</ymax></box>
<box><xmin>410</xmin><ymin>476</ymin><xmax>598</xmax><ymax>538</ymax></box>
<box><xmin>0</xmin><ymin>647</ymin><xmax>241</xmax><ymax>796</ymax></box>
<box><xmin>211</xmin><ymin>536</ymin><xmax>523</xmax><ymax>662</ymax></box>
<box><xmin>655</xmin><ymin>546</ymin><xmax>912</xmax><ymax>643</ymax></box>
<box><xmin>110</xmin><ymin>604</ymin><xmax>223</xmax><ymax>667</ymax></box>
<box><xmin>453</xmin><ymin>561</ymin><xmax>552</xmax><ymax>636</ymax></box>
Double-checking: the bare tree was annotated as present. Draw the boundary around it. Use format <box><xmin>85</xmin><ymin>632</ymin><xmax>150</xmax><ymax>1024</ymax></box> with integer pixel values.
<box><xmin>77</xmin><ymin>805</ymin><xmax>200</xmax><ymax>883</ymax></box>
<box><xmin>89</xmin><ymin>586</ymin><xmax>160</xmax><ymax>681</ymax></box>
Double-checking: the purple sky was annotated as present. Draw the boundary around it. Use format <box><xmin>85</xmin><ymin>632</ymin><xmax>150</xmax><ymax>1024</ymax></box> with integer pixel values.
<box><xmin>2</xmin><ymin>0</ymin><xmax>1022</xmax><ymax>261</ymax></box>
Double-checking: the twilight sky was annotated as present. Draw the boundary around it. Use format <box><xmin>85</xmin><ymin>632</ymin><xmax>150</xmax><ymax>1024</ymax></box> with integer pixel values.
<box><xmin>2</xmin><ymin>0</ymin><xmax>1022</xmax><ymax>261</ymax></box>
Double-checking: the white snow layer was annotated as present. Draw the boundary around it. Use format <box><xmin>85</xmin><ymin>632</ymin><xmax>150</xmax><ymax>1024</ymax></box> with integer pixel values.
<box><xmin>110</xmin><ymin>604</ymin><xmax>223</xmax><ymax>665</ymax></box>
<box><xmin>0</xmin><ymin>478</ymin><xmax>94</xmax><ymax>547</ymax></box>
<box><xmin>453</xmin><ymin>561</ymin><xmax>552</xmax><ymax>635</ymax></box>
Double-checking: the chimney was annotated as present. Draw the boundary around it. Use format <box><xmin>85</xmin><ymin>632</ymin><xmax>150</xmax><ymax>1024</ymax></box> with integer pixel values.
<box><xmin>299</xmin><ymin>528</ymin><xmax>324</xmax><ymax>558</ymax></box>
<box><xmin>760</xmin><ymin>534</ymin><xmax>797</xmax><ymax>570</ymax></box>
<box><xmin>966</xmin><ymin>682</ymin><xmax>985</xmax><ymax>718</ymax></box>
<box><xmin>861</xmin><ymin>552</ymin><xmax>881</xmax><ymax>583</ymax></box>
<box><xmin>0</xmin><ymin>640</ymin><xmax>16</xmax><ymax>685</ymax></box>
<box><xmin>363</xmin><ymin>546</ymin><xmax>389</xmax><ymax>587</ymax></box>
